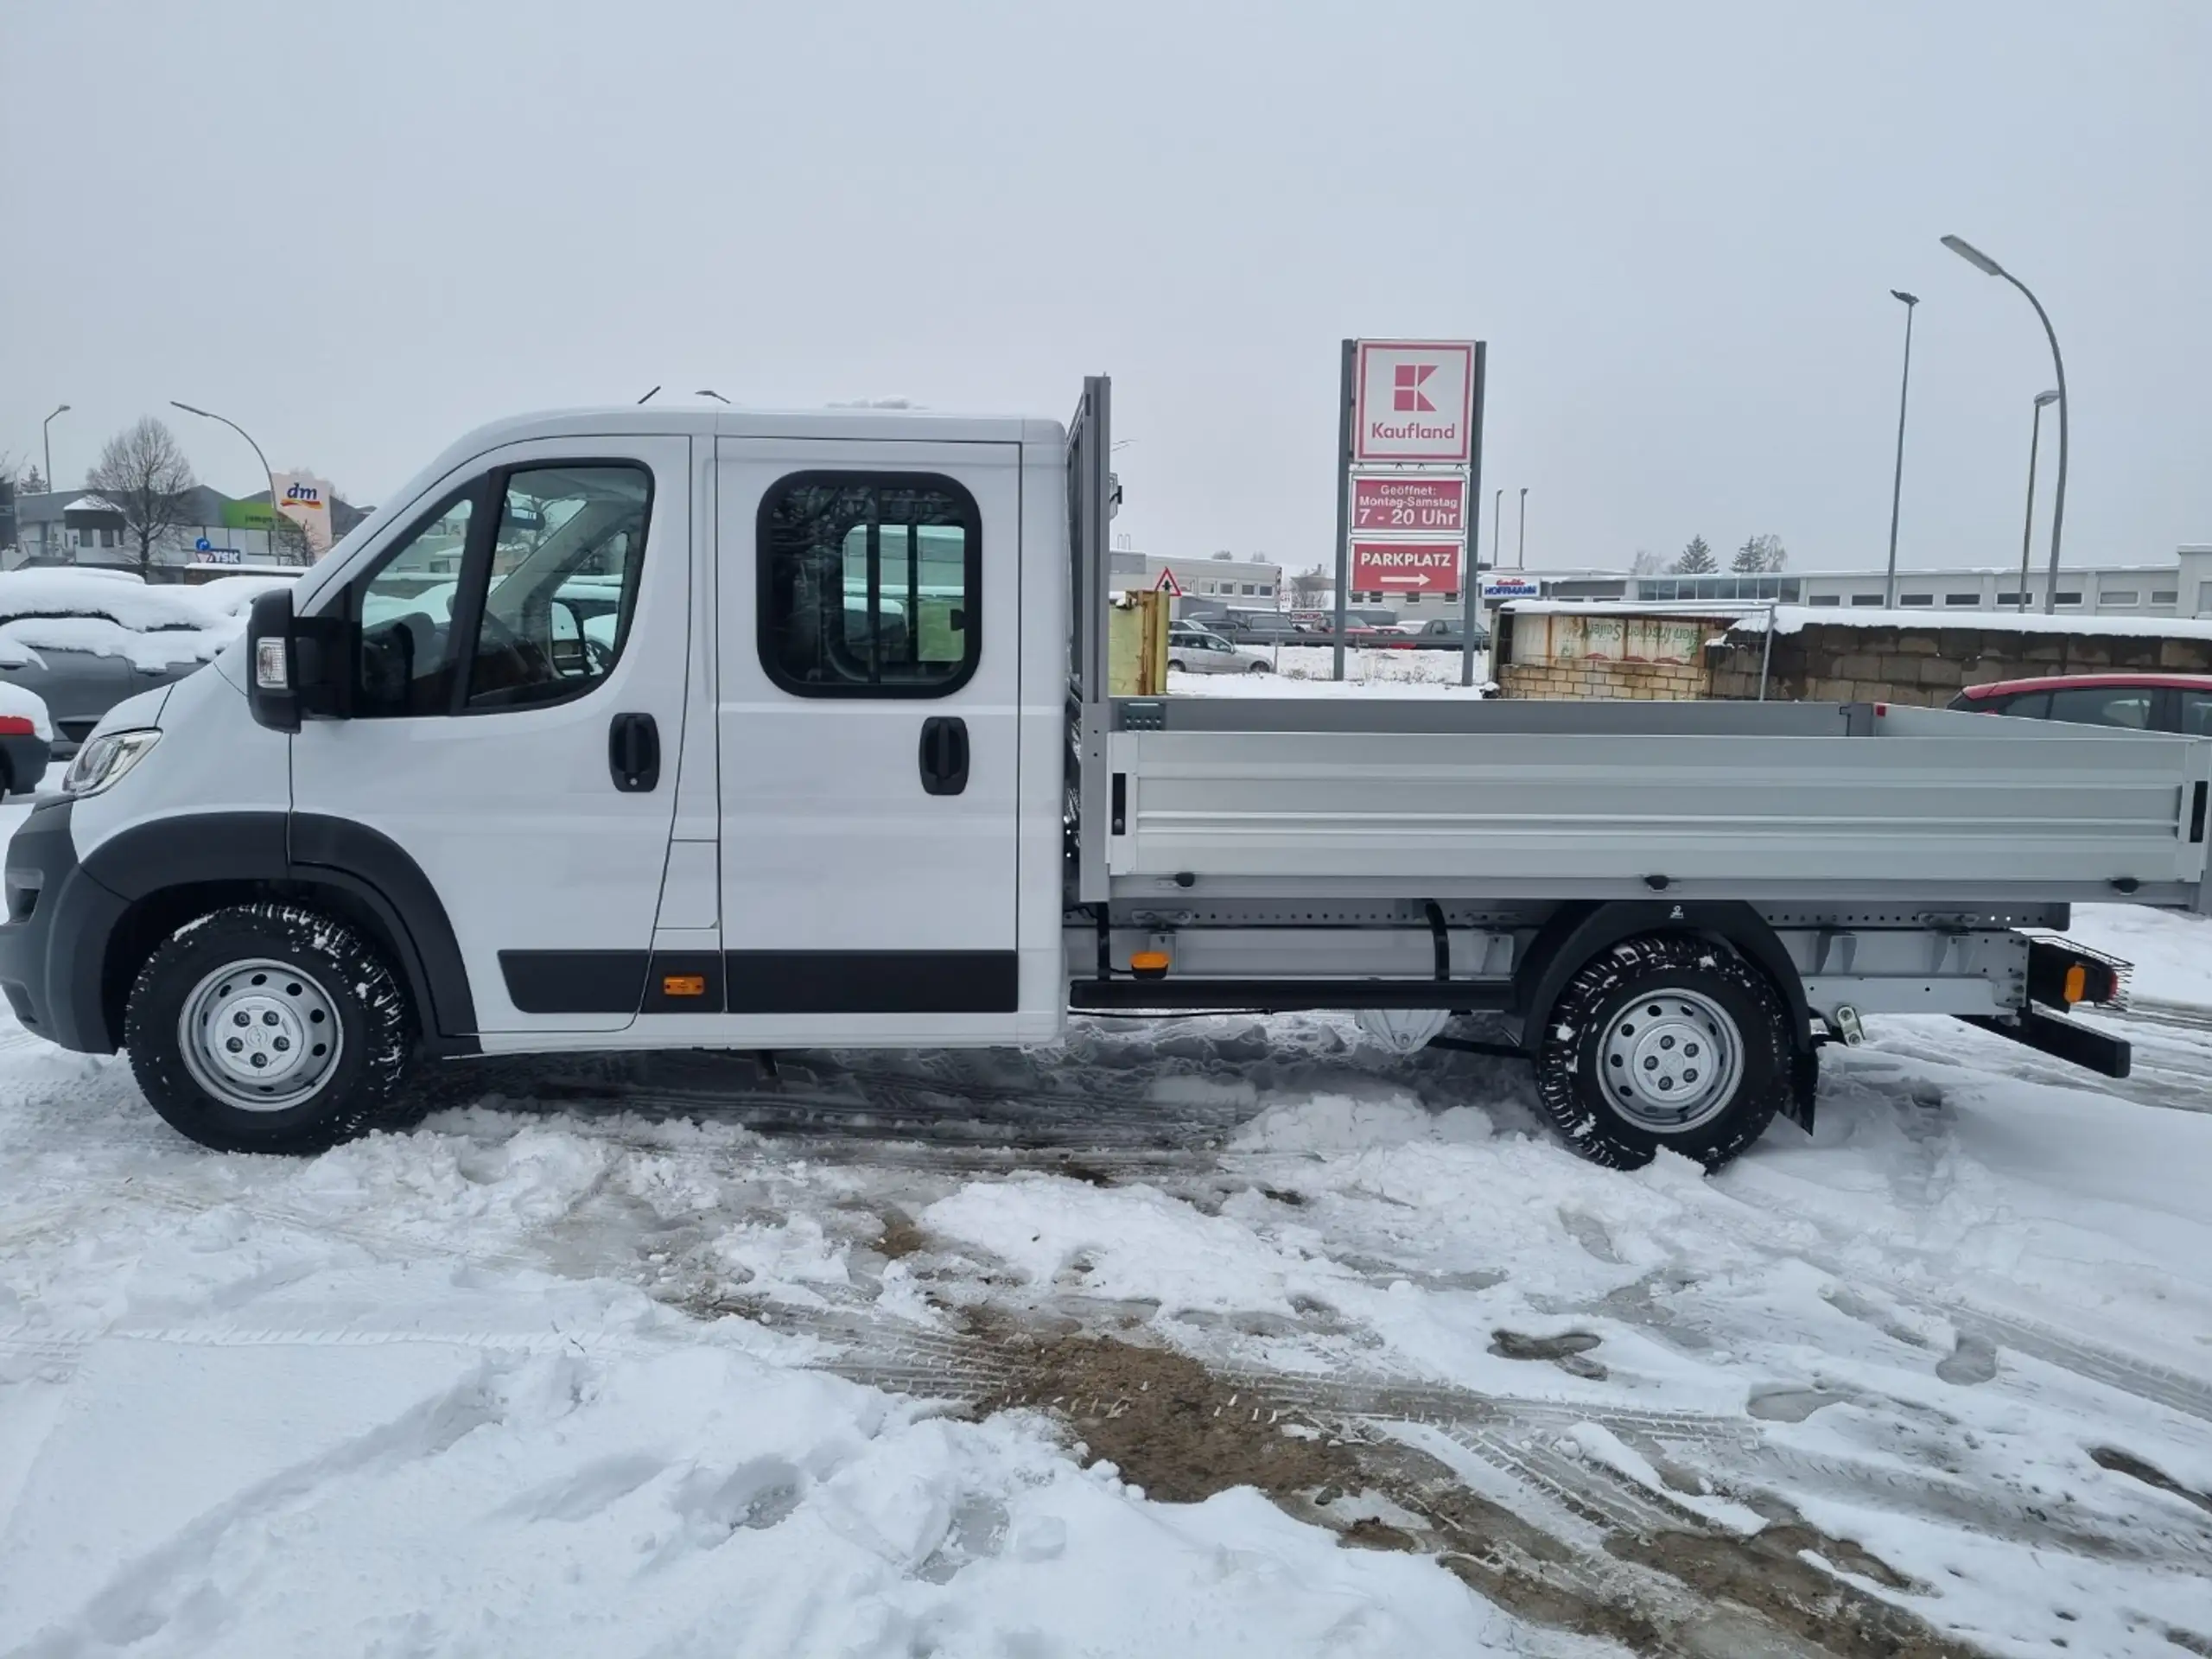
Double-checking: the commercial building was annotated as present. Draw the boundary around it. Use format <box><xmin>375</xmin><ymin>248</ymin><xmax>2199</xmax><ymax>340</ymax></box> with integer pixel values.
<box><xmin>4</xmin><ymin>484</ymin><xmax>368</xmax><ymax>578</ymax></box>
<box><xmin>1107</xmin><ymin>549</ymin><xmax>1282</xmax><ymax>615</ymax></box>
<box><xmin>1478</xmin><ymin>547</ymin><xmax>2212</xmax><ymax>619</ymax></box>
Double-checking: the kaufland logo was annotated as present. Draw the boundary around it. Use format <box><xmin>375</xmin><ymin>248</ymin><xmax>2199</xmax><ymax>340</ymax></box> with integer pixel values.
<box><xmin>1355</xmin><ymin>340</ymin><xmax>1475</xmax><ymax>461</ymax></box>
<box><xmin>1393</xmin><ymin>364</ymin><xmax>1436</xmax><ymax>413</ymax></box>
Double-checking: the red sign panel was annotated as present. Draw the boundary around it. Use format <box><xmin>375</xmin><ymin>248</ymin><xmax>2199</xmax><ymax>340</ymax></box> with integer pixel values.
<box><xmin>1351</xmin><ymin>474</ymin><xmax>1465</xmax><ymax>534</ymax></box>
<box><xmin>1351</xmin><ymin>540</ymin><xmax>1463</xmax><ymax>594</ymax></box>
<box><xmin>1352</xmin><ymin>340</ymin><xmax>1476</xmax><ymax>462</ymax></box>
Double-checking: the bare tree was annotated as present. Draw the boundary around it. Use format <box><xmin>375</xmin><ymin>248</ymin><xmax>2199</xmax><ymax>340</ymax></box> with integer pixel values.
<box><xmin>1629</xmin><ymin>549</ymin><xmax>1663</xmax><ymax>575</ymax></box>
<box><xmin>1289</xmin><ymin>564</ymin><xmax>1332</xmax><ymax>607</ymax></box>
<box><xmin>86</xmin><ymin>417</ymin><xmax>197</xmax><ymax>576</ymax></box>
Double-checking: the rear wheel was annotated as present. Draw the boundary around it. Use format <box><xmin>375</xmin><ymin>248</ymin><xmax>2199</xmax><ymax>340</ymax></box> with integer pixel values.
<box><xmin>125</xmin><ymin>904</ymin><xmax>420</xmax><ymax>1154</ymax></box>
<box><xmin>1248</xmin><ymin>660</ymin><xmax>1271</xmax><ymax>673</ymax></box>
<box><xmin>1534</xmin><ymin>934</ymin><xmax>1792</xmax><ymax>1171</ymax></box>
<box><xmin>1167</xmin><ymin>658</ymin><xmax>1188</xmax><ymax>673</ymax></box>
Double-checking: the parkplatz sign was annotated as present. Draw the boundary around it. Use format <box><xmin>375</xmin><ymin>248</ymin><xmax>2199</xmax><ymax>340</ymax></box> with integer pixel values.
<box><xmin>1351</xmin><ymin>540</ymin><xmax>1462</xmax><ymax>594</ymax></box>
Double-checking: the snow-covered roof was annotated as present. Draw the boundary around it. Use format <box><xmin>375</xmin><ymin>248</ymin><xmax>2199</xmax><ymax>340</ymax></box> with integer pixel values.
<box><xmin>1726</xmin><ymin>604</ymin><xmax>2212</xmax><ymax>642</ymax></box>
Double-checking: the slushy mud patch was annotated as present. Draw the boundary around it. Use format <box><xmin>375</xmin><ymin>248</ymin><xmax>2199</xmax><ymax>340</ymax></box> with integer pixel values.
<box><xmin>976</xmin><ymin>1325</ymin><xmax>1968</xmax><ymax>1658</ymax></box>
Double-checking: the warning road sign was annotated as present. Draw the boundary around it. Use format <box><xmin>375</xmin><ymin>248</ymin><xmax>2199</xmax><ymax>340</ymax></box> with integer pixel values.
<box><xmin>1154</xmin><ymin>568</ymin><xmax>1183</xmax><ymax>597</ymax></box>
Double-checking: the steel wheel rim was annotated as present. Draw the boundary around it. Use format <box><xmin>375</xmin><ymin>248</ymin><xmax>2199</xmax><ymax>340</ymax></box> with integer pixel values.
<box><xmin>1599</xmin><ymin>987</ymin><xmax>1743</xmax><ymax>1133</ymax></box>
<box><xmin>178</xmin><ymin>957</ymin><xmax>344</xmax><ymax>1113</ymax></box>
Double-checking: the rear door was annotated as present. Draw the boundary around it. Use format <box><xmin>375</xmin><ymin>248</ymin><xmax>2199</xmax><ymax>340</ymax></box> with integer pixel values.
<box><xmin>291</xmin><ymin>436</ymin><xmax>690</xmax><ymax>1033</ymax></box>
<box><xmin>711</xmin><ymin>440</ymin><xmax>1023</xmax><ymax>1043</ymax></box>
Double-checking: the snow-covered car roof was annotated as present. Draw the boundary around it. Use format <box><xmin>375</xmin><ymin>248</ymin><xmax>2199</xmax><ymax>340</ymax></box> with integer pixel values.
<box><xmin>0</xmin><ymin>569</ymin><xmax>252</xmax><ymax>674</ymax></box>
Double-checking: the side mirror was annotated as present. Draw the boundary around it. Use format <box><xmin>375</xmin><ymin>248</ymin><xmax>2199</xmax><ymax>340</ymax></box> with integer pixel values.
<box><xmin>246</xmin><ymin>587</ymin><xmax>300</xmax><ymax>732</ymax></box>
<box><xmin>246</xmin><ymin>587</ymin><xmax>351</xmax><ymax>731</ymax></box>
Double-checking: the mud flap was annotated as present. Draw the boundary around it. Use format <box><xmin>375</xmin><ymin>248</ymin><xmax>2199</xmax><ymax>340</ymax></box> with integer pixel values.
<box><xmin>1782</xmin><ymin>1043</ymin><xmax>1820</xmax><ymax>1134</ymax></box>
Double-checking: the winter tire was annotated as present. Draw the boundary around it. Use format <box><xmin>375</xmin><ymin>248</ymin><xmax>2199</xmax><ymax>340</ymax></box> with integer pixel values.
<box><xmin>1534</xmin><ymin>933</ymin><xmax>1793</xmax><ymax>1172</ymax></box>
<box><xmin>125</xmin><ymin>904</ymin><xmax>420</xmax><ymax>1154</ymax></box>
<box><xmin>1167</xmin><ymin>658</ymin><xmax>1188</xmax><ymax>673</ymax></box>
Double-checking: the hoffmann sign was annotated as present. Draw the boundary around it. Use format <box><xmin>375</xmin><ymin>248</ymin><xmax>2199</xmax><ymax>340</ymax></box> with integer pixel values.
<box><xmin>1351</xmin><ymin>541</ymin><xmax>1462</xmax><ymax>594</ymax></box>
<box><xmin>1352</xmin><ymin>340</ymin><xmax>1475</xmax><ymax>462</ymax></box>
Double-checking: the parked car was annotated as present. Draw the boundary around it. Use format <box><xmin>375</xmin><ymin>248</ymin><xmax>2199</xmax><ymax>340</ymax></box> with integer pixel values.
<box><xmin>1166</xmin><ymin>626</ymin><xmax>1271</xmax><ymax>674</ymax></box>
<box><xmin>0</xmin><ymin>570</ymin><xmax>293</xmax><ymax>757</ymax></box>
<box><xmin>1400</xmin><ymin>618</ymin><xmax>1491</xmax><ymax>651</ymax></box>
<box><xmin>1948</xmin><ymin>673</ymin><xmax>2212</xmax><ymax>736</ymax></box>
<box><xmin>0</xmin><ymin>682</ymin><xmax>53</xmax><ymax>796</ymax></box>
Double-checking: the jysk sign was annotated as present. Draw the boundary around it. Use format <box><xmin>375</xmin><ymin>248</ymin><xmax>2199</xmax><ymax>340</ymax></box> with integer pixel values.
<box><xmin>1352</xmin><ymin>340</ymin><xmax>1476</xmax><ymax>462</ymax></box>
<box><xmin>1351</xmin><ymin>474</ymin><xmax>1465</xmax><ymax>533</ymax></box>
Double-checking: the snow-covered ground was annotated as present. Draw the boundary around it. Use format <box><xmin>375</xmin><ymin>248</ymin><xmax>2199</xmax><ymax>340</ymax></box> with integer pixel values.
<box><xmin>1169</xmin><ymin>644</ymin><xmax>1492</xmax><ymax>697</ymax></box>
<box><xmin>3</xmin><ymin>785</ymin><xmax>2211</xmax><ymax>1655</ymax></box>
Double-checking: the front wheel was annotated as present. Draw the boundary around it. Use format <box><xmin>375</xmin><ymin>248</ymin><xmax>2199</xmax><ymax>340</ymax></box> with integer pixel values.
<box><xmin>1248</xmin><ymin>660</ymin><xmax>1272</xmax><ymax>674</ymax></box>
<box><xmin>1533</xmin><ymin>934</ymin><xmax>1792</xmax><ymax>1171</ymax></box>
<box><xmin>1166</xmin><ymin>658</ymin><xmax>1188</xmax><ymax>673</ymax></box>
<box><xmin>125</xmin><ymin>904</ymin><xmax>420</xmax><ymax>1154</ymax></box>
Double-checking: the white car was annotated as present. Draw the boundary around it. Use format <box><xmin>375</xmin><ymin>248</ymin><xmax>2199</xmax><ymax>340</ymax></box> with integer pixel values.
<box><xmin>1166</xmin><ymin>626</ymin><xmax>1270</xmax><ymax>675</ymax></box>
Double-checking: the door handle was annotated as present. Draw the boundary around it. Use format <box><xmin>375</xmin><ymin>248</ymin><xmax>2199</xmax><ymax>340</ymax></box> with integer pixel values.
<box><xmin>918</xmin><ymin>715</ymin><xmax>969</xmax><ymax>797</ymax></box>
<box><xmin>609</xmin><ymin>712</ymin><xmax>660</xmax><ymax>791</ymax></box>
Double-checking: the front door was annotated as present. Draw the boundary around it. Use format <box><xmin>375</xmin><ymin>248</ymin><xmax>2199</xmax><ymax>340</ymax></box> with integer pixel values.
<box><xmin>291</xmin><ymin>435</ymin><xmax>690</xmax><ymax>1033</ymax></box>
<box><xmin>712</xmin><ymin>438</ymin><xmax>1023</xmax><ymax>1043</ymax></box>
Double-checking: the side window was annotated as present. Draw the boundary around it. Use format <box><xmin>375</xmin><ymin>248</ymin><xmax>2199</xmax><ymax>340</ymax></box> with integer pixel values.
<box><xmin>2177</xmin><ymin>690</ymin><xmax>2212</xmax><ymax>737</ymax></box>
<box><xmin>2046</xmin><ymin>686</ymin><xmax>2152</xmax><ymax>729</ymax></box>
<box><xmin>1996</xmin><ymin>690</ymin><xmax>2051</xmax><ymax>719</ymax></box>
<box><xmin>463</xmin><ymin>465</ymin><xmax>651</xmax><ymax>711</ymax></box>
<box><xmin>353</xmin><ymin>491</ymin><xmax>476</xmax><ymax>717</ymax></box>
<box><xmin>346</xmin><ymin>462</ymin><xmax>650</xmax><ymax>719</ymax></box>
<box><xmin>759</xmin><ymin>473</ymin><xmax>980</xmax><ymax>696</ymax></box>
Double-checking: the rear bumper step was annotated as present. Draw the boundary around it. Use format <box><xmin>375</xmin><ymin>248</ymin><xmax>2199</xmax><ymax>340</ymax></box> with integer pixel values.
<box><xmin>1959</xmin><ymin>1007</ymin><xmax>2132</xmax><ymax>1079</ymax></box>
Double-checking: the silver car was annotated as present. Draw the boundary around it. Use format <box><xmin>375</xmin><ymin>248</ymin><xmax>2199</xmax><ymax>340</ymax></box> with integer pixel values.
<box><xmin>1166</xmin><ymin>626</ymin><xmax>1271</xmax><ymax>675</ymax></box>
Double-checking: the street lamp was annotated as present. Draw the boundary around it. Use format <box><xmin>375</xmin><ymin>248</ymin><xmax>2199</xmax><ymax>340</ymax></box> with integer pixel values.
<box><xmin>2015</xmin><ymin>390</ymin><xmax>2061</xmax><ymax>613</ymax></box>
<box><xmin>1517</xmin><ymin>487</ymin><xmax>1529</xmax><ymax>568</ymax></box>
<box><xmin>42</xmin><ymin>404</ymin><xmax>69</xmax><ymax>495</ymax></box>
<box><xmin>1942</xmin><ymin>235</ymin><xmax>2070</xmax><ymax>614</ymax></box>
<box><xmin>170</xmin><ymin>401</ymin><xmax>284</xmax><ymax>563</ymax></box>
<box><xmin>1883</xmin><ymin>289</ymin><xmax>1918</xmax><ymax>608</ymax></box>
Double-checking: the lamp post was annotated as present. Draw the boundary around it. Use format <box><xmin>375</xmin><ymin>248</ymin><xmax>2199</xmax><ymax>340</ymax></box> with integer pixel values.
<box><xmin>2015</xmin><ymin>390</ymin><xmax>2061</xmax><ymax>613</ymax></box>
<box><xmin>169</xmin><ymin>401</ymin><xmax>284</xmax><ymax>562</ymax></box>
<box><xmin>1882</xmin><ymin>289</ymin><xmax>1918</xmax><ymax>608</ymax></box>
<box><xmin>1942</xmin><ymin>235</ymin><xmax>2069</xmax><ymax>614</ymax></box>
<box><xmin>42</xmin><ymin>404</ymin><xmax>69</xmax><ymax>496</ymax></box>
<box><xmin>1516</xmin><ymin>486</ymin><xmax>1529</xmax><ymax>568</ymax></box>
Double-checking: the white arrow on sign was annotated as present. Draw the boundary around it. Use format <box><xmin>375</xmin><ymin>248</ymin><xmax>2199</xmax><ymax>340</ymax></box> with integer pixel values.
<box><xmin>1376</xmin><ymin>574</ymin><xmax>1433</xmax><ymax>587</ymax></box>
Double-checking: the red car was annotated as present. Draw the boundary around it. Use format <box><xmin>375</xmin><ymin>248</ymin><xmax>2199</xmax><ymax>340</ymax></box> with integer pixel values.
<box><xmin>1948</xmin><ymin>672</ymin><xmax>2212</xmax><ymax>736</ymax></box>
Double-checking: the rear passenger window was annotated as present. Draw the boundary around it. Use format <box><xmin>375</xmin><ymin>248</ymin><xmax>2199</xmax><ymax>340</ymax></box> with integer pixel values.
<box><xmin>2046</xmin><ymin>687</ymin><xmax>2152</xmax><ymax>729</ymax></box>
<box><xmin>1996</xmin><ymin>691</ymin><xmax>2050</xmax><ymax>719</ymax></box>
<box><xmin>759</xmin><ymin>474</ymin><xmax>981</xmax><ymax>696</ymax></box>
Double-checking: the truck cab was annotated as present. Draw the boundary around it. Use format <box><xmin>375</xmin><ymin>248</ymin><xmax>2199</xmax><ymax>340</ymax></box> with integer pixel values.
<box><xmin>0</xmin><ymin>406</ymin><xmax>1072</xmax><ymax>1151</ymax></box>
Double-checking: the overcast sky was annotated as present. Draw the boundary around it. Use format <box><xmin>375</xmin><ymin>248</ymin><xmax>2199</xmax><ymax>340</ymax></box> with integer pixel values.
<box><xmin>6</xmin><ymin>1</ymin><xmax>2207</xmax><ymax>576</ymax></box>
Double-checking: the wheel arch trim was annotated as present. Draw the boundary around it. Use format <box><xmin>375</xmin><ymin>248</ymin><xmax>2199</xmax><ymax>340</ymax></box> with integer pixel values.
<box><xmin>82</xmin><ymin>811</ymin><xmax>478</xmax><ymax>1052</ymax></box>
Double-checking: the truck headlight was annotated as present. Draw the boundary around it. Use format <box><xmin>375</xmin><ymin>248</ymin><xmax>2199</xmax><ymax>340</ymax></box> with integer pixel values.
<box><xmin>63</xmin><ymin>729</ymin><xmax>161</xmax><ymax>798</ymax></box>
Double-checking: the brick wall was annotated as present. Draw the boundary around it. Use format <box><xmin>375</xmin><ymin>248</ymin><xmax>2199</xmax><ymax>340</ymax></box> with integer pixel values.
<box><xmin>1707</xmin><ymin>622</ymin><xmax>2212</xmax><ymax>707</ymax></box>
<box><xmin>1501</xmin><ymin>658</ymin><xmax>1713</xmax><ymax>701</ymax></box>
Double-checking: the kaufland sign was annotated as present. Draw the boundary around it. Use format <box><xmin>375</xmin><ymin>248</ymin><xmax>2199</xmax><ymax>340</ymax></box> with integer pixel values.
<box><xmin>1353</xmin><ymin>340</ymin><xmax>1475</xmax><ymax>463</ymax></box>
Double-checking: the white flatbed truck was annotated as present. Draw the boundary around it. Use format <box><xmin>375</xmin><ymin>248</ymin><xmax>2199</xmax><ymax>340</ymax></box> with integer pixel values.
<box><xmin>1</xmin><ymin>378</ymin><xmax>2199</xmax><ymax>1166</ymax></box>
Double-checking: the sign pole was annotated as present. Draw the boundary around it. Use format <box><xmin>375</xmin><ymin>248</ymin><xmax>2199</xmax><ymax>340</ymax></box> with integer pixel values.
<box><xmin>1460</xmin><ymin>340</ymin><xmax>1488</xmax><ymax>689</ymax></box>
<box><xmin>1331</xmin><ymin>338</ymin><xmax>1354</xmax><ymax>683</ymax></box>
